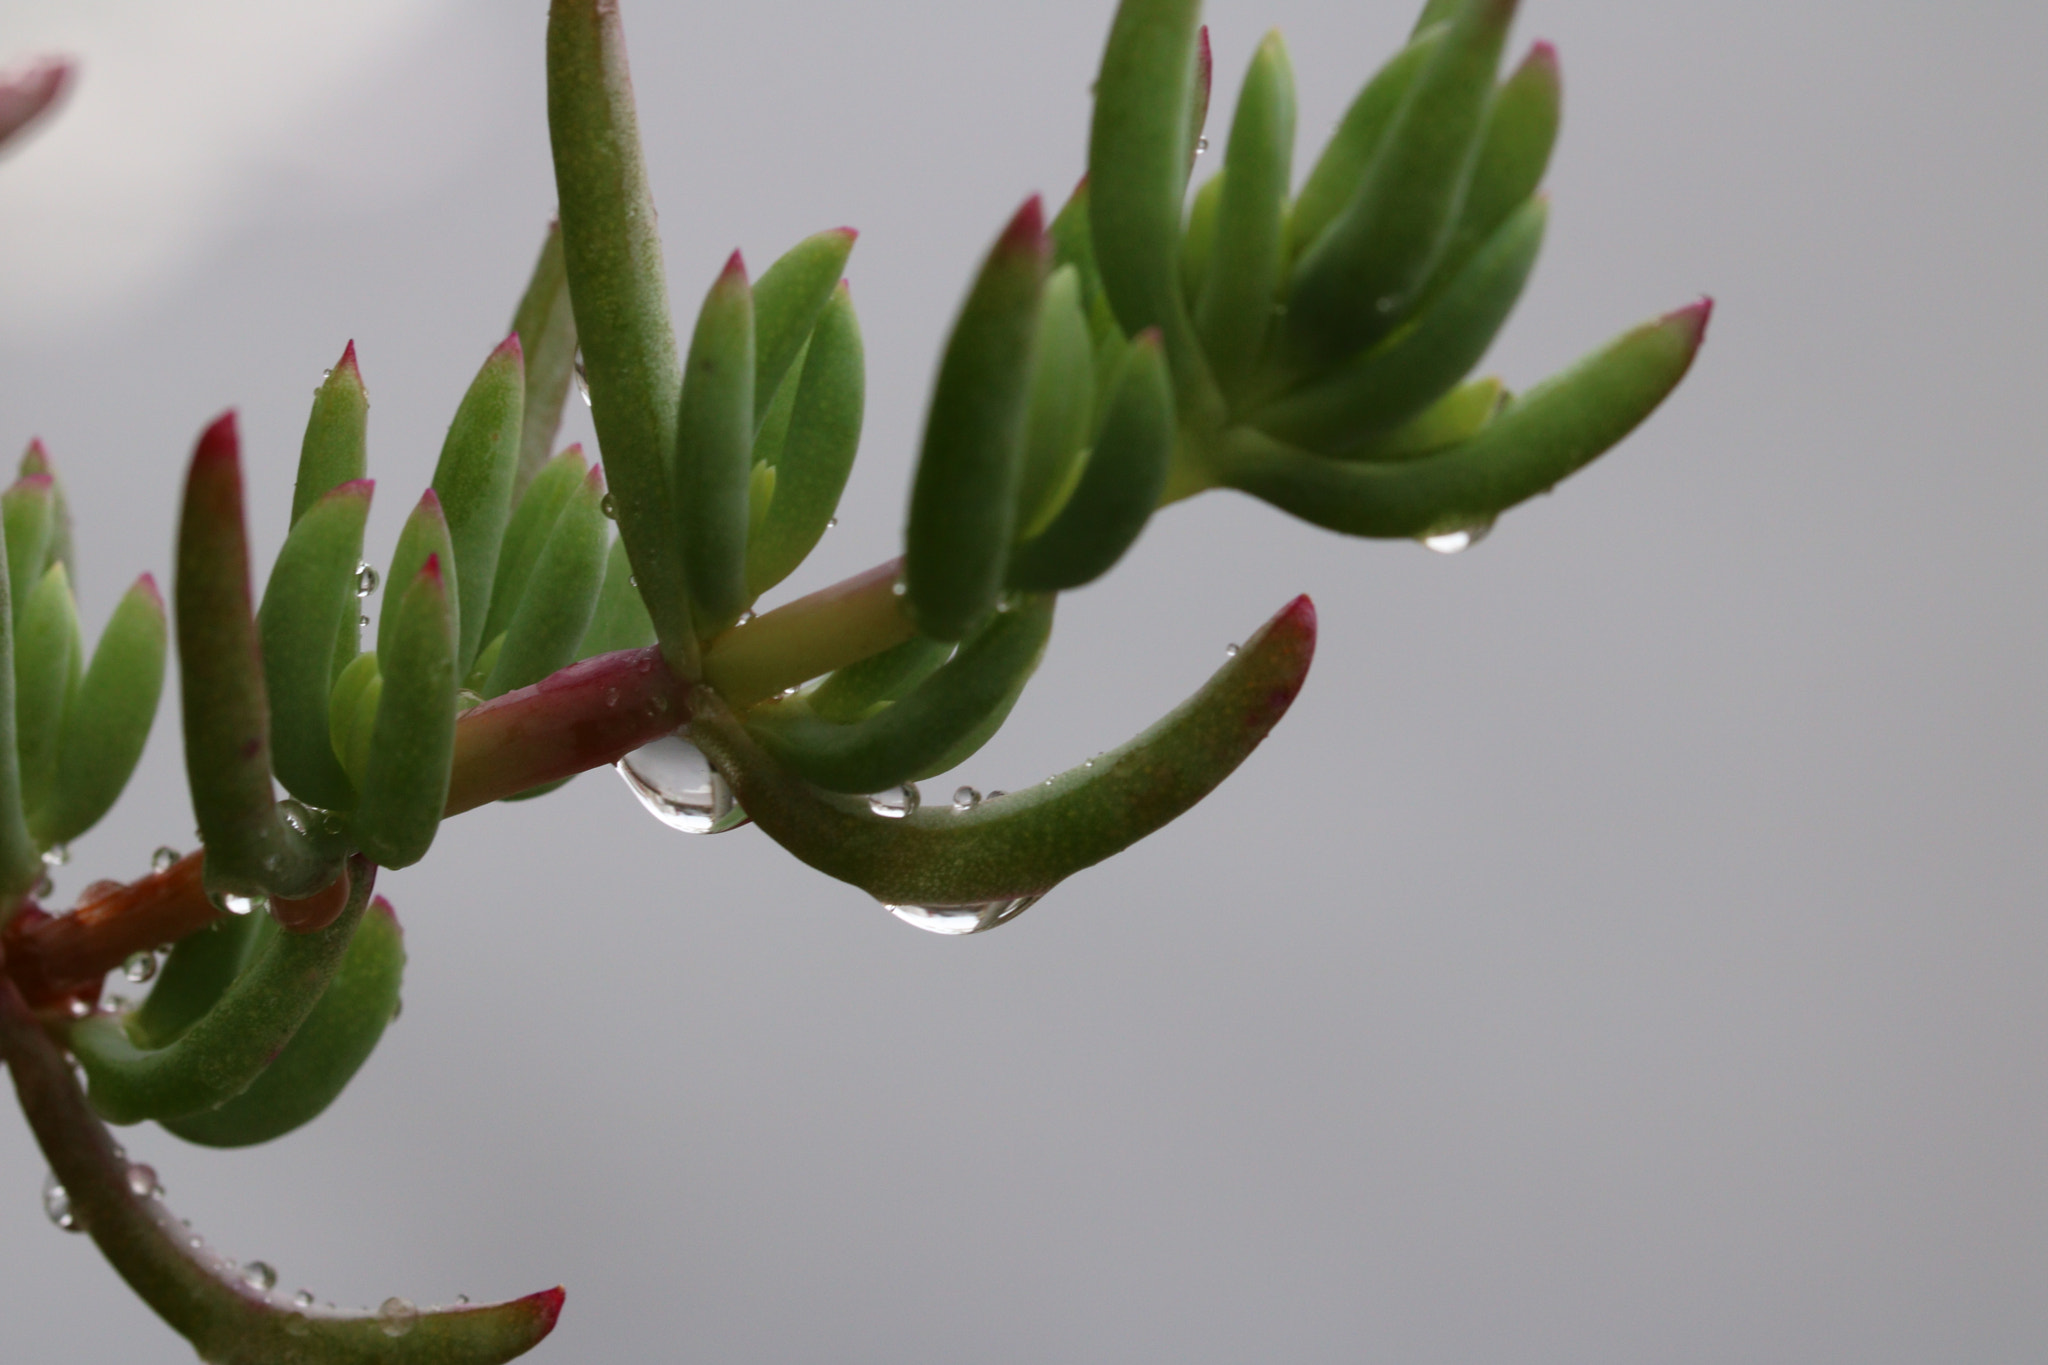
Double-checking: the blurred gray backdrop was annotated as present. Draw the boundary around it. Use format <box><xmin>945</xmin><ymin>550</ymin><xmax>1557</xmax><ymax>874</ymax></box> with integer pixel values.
<box><xmin>1</xmin><ymin>1</ymin><xmax>2042</xmax><ymax>1361</ymax></box>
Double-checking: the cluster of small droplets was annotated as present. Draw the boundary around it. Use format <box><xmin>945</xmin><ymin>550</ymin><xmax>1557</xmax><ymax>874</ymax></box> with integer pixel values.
<box><xmin>867</xmin><ymin>783</ymin><xmax>920</xmax><ymax>819</ymax></box>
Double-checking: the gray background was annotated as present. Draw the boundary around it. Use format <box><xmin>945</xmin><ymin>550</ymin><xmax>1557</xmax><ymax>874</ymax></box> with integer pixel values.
<box><xmin>1</xmin><ymin>1</ymin><xmax>2043</xmax><ymax>1360</ymax></box>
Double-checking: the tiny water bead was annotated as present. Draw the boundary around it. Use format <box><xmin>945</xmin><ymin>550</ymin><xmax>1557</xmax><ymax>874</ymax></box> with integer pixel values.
<box><xmin>240</xmin><ymin>1261</ymin><xmax>278</xmax><ymax>1293</ymax></box>
<box><xmin>151</xmin><ymin>846</ymin><xmax>181</xmax><ymax>873</ymax></box>
<box><xmin>886</xmin><ymin>895</ymin><xmax>1041</xmax><ymax>936</ymax></box>
<box><xmin>600</xmin><ymin>492</ymin><xmax>618</xmax><ymax>519</ymax></box>
<box><xmin>33</xmin><ymin>871</ymin><xmax>52</xmax><ymax>899</ymax></box>
<box><xmin>1224</xmin><ymin>642</ymin><xmax>1240</xmax><ymax>657</ymax></box>
<box><xmin>125</xmin><ymin>1162</ymin><xmax>161</xmax><ymax>1199</ymax></box>
<box><xmin>293</xmin><ymin>1291</ymin><xmax>316</xmax><ymax>1309</ymax></box>
<box><xmin>218</xmin><ymin>892</ymin><xmax>260</xmax><ymax>917</ymax></box>
<box><xmin>1421</xmin><ymin>517</ymin><xmax>1495</xmax><ymax>555</ymax></box>
<box><xmin>616</xmin><ymin>733</ymin><xmax>746</xmax><ymax>834</ymax></box>
<box><xmin>41</xmin><ymin>843</ymin><xmax>68</xmax><ymax>867</ymax></box>
<box><xmin>825</xmin><ymin>516</ymin><xmax>838</xmax><ymax>530</ymax></box>
<box><xmin>867</xmin><ymin>783</ymin><xmax>920</xmax><ymax>819</ymax></box>
<box><xmin>379</xmin><ymin>1297</ymin><xmax>419</xmax><ymax>1338</ymax></box>
<box><xmin>573</xmin><ymin>354</ymin><xmax>592</xmax><ymax>406</ymax></box>
<box><xmin>354</xmin><ymin>562</ymin><xmax>379</xmax><ymax>597</ymax></box>
<box><xmin>358</xmin><ymin>613</ymin><xmax>370</xmax><ymax>630</ymax></box>
<box><xmin>42</xmin><ymin>1173</ymin><xmax>81</xmax><ymax>1232</ymax></box>
<box><xmin>1195</xmin><ymin>135</ymin><xmax>1210</xmax><ymax>153</ymax></box>
<box><xmin>951</xmin><ymin>786</ymin><xmax>981</xmax><ymax>811</ymax></box>
<box><xmin>122</xmin><ymin>951</ymin><xmax>157</xmax><ymax>983</ymax></box>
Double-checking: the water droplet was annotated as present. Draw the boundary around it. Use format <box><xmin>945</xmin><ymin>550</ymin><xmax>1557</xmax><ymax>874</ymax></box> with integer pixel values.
<box><xmin>603</xmin><ymin>686</ymin><xmax>620</xmax><ymax>708</ymax></box>
<box><xmin>1224</xmin><ymin>642</ymin><xmax>1239</xmax><ymax>657</ymax></box>
<box><xmin>42</xmin><ymin>1174</ymin><xmax>81</xmax><ymax>1231</ymax></box>
<box><xmin>890</xmin><ymin>580</ymin><xmax>907</xmax><ymax>598</ymax></box>
<box><xmin>1195</xmin><ymin>136</ymin><xmax>1210</xmax><ymax>153</ymax></box>
<box><xmin>354</xmin><ymin>563</ymin><xmax>379</xmax><ymax>597</ymax></box>
<box><xmin>1420</xmin><ymin>517</ymin><xmax>1494</xmax><ymax>555</ymax></box>
<box><xmin>615</xmin><ymin>733</ymin><xmax>745</xmax><ymax>834</ymax></box>
<box><xmin>455</xmin><ymin>1294</ymin><xmax>471</xmax><ymax>1305</ymax></box>
<box><xmin>734</xmin><ymin>610</ymin><xmax>756</xmax><ymax>627</ymax></box>
<box><xmin>379</xmin><ymin>1297</ymin><xmax>419</xmax><ymax>1337</ymax></box>
<box><xmin>886</xmin><ymin>894</ymin><xmax>1041</xmax><ymax>936</ymax></box>
<box><xmin>240</xmin><ymin>1261</ymin><xmax>277</xmax><ymax>1293</ymax></box>
<box><xmin>951</xmin><ymin>786</ymin><xmax>981</xmax><ymax>810</ymax></box>
<box><xmin>600</xmin><ymin>492</ymin><xmax>618</xmax><ymax>519</ymax></box>
<box><xmin>1374</xmin><ymin>295</ymin><xmax>1398</xmax><ymax>314</ymax></box>
<box><xmin>825</xmin><ymin>517</ymin><xmax>838</xmax><ymax>530</ymax></box>
<box><xmin>124</xmin><ymin>1163</ymin><xmax>160</xmax><ymax>1199</ymax></box>
<box><xmin>293</xmin><ymin>1290</ymin><xmax>315</xmax><ymax>1309</ymax></box>
<box><xmin>65</xmin><ymin>998</ymin><xmax>90</xmax><ymax>1019</ymax></box>
<box><xmin>41</xmin><ymin>844</ymin><xmax>69</xmax><ymax>867</ymax></box>
<box><xmin>218</xmin><ymin>892</ymin><xmax>259</xmax><ymax>917</ymax></box>
<box><xmin>866</xmin><ymin>783</ymin><xmax>920</xmax><ymax>819</ymax></box>
<box><xmin>152</xmin><ymin>846</ymin><xmax>181</xmax><ymax>873</ymax></box>
<box><xmin>358</xmin><ymin>614</ymin><xmax>370</xmax><ymax>630</ymax></box>
<box><xmin>986</xmin><ymin>790</ymin><xmax>1006</xmax><ymax>801</ymax></box>
<box><xmin>102</xmin><ymin>994</ymin><xmax>131</xmax><ymax>1014</ymax></box>
<box><xmin>120</xmin><ymin>950</ymin><xmax>158</xmax><ymax>984</ymax></box>
<box><xmin>628</xmin><ymin>575</ymin><xmax>638</xmax><ymax>589</ymax></box>
<box><xmin>573</xmin><ymin>355</ymin><xmax>592</xmax><ymax>407</ymax></box>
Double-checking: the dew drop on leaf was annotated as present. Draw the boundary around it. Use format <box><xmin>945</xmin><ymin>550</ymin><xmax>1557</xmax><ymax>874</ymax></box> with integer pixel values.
<box><xmin>241</xmin><ymin>1261</ymin><xmax>277</xmax><ymax>1293</ymax></box>
<box><xmin>867</xmin><ymin>783</ymin><xmax>920</xmax><ymax>819</ymax></box>
<box><xmin>152</xmin><ymin>846</ymin><xmax>181</xmax><ymax>873</ymax></box>
<box><xmin>379</xmin><ymin>1297</ymin><xmax>419</xmax><ymax>1338</ymax></box>
<box><xmin>42</xmin><ymin>1174</ymin><xmax>81</xmax><ymax>1232</ymax></box>
<box><xmin>951</xmin><ymin>786</ymin><xmax>980</xmax><ymax>811</ymax></box>
<box><xmin>123</xmin><ymin>951</ymin><xmax>157</xmax><ymax>983</ymax></box>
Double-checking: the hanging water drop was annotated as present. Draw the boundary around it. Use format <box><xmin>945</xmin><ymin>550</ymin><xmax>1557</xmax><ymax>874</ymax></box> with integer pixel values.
<box><xmin>151</xmin><ymin>846</ymin><xmax>181</xmax><ymax>873</ymax></box>
<box><xmin>125</xmin><ymin>1163</ymin><xmax>161</xmax><ymax>1199</ymax></box>
<box><xmin>615</xmin><ymin>733</ymin><xmax>746</xmax><ymax>834</ymax></box>
<box><xmin>218</xmin><ymin>892</ymin><xmax>259</xmax><ymax>917</ymax></box>
<box><xmin>600</xmin><ymin>492</ymin><xmax>618</xmax><ymax>519</ymax></box>
<box><xmin>1420</xmin><ymin>517</ymin><xmax>1494</xmax><ymax>555</ymax></box>
<box><xmin>41</xmin><ymin>844</ymin><xmax>68</xmax><ymax>867</ymax></box>
<box><xmin>866</xmin><ymin>783</ymin><xmax>920</xmax><ymax>819</ymax></box>
<box><xmin>42</xmin><ymin>1174</ymin><xmax>81</xmax><ymax>1231</ymax></box>
<box><xmin>886</xmin><ymin>894</ymin><xmax>1041</xmax><ymax>936</ymax></box>
<box><xmin>379</xmin><ymin>1297</ymin><xmax>419</xmax><ymax>1338</ymax></box>
<box><xmin>951</xmin><ymin>786</ymin><xmax>981</xmax><ymax>811</ymax></box>
<box><xmin>354</xmin><ymin>562</ymin><xmax>379</xmax><ymax>597</ymax></box>
<box><xmin>825</xmin><ymin>516</ymin><xmax>838</xmax><ymax>530</ymax></box>
<box><xmin>123</xmin><ymin>951</ymin><xmax>158</xmax><ymax>983</ymax></box>
<box><xmin>735</xmin><ymin>610</ymin><xmax>756</xmax><ymax>627</ymax></box>
<box><xmin>573</xmin><ymin>355</ymin><xmax>591</xmax><ymax>407</ymax></box>
<box><xmin>241</xmin><ymin>1261</ymin><xmax>278</xmax><ymax>1293</ymax></box>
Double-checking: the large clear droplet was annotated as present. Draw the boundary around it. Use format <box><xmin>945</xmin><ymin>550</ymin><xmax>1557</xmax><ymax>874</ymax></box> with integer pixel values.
<box><xmin>123</xmin><ymin>950</ymin><xmax>158</xmax><ymax>983</ymax></box>
<box><xmin>379</xmin><ymin>1297</ymin><xmax>419</xmax><ymax>1338</ymax></box>
<box><xmin>241</xmin><ymin>1261</ymin><xmax>278</xmax><ymax>1293</ymax></box>
<box><xmin>125</xmin><ymin>1163</ymin><xmax>161</xmax><ymax>1199</ymax></box>
<box><xmin>867</xmin><ymin>783</ymin><xmax>920</xmax><ymax>819</ymax></box>
<box><xmin>151</xmin><ymin>846</ymin><xmax>181</xmax><ymax>873</ymax></box>
<box><xmin>885</xmin><ymin>895</ymin><xmax>1041</xmax><ymax>936</ymax></box>
<box><xmin>951</xmin><ymin>786</ymin><xmax>980</xmax><ymax>811</ymax></box>
<box><xmin>615</xmin><ymin>733</ymin><xmax>745</xmax><ymax>834</ymax></box>
<box><xmin>42</xmin><ymin>1173</ymin><xmax>81</xmax><ymax>1232</ymax></box>
<box><xmin>354</xmin><ymin>562</ymin><xmax>379</xmax><ymax>597</ymax></box>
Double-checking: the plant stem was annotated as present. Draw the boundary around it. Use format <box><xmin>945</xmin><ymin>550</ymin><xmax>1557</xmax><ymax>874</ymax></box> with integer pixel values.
<box><xmin>701</xmin><ymin>556</ymin><xmax>915</xmax><ymax>709</ymax></box>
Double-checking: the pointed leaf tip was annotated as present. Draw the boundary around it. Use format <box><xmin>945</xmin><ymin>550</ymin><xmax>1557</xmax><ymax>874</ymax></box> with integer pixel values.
<box><xmin>832</xmin><ymin>226</ymin><xmax>859</xmax><ymax>243</ymax></box>
<box><xmin>722</xmin><ymin>248</ymin><xmax>748</xmax><ymax>280</ymax></box>
<box><xmin>1665</xmin><ymin>296</ymin><xmax>1714</xmax><ymax>345</ymax></box>
<box><xmin>21</xmin><ymin>436</ymin><xmax>50</xmax><ymax>475</ymax></box>
<box><xmin>1000</xmin><ymin>196</ymin><xmax>1048</xmax><ymax>253</ymax></box>
<box><xmin>336</xmin><ymin>339</ymin><xmax>360</xmax><ymax>373</ymax></box>
<box><xmin>370</xmin><ymin>893</ymin><xmax>402</xmax><ymax>928</ymax></box>
<box><xmin>133</xmin><ymin>572</ymin><xmax>163</xmax><ymax>607</ymax></box>
<box><xmin>494</xmin><ymin>331</ymin><xmax>524</xmax><ymax>361</ymax></box>
<box><xmin>1528</xmin><ymin>39</ymin><xmax>1559</xmax><ymax>70</ymax></box>
<box><xmin>195</xmin><ymin>411</ymin><xmax>239</xmax><ymax>467</ymax></box>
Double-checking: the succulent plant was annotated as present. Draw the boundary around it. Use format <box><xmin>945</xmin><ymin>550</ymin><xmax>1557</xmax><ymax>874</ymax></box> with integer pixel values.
<box><xmin>0</xmin><ymin>0</ymin><xmax>1705</xmax><ymax>1358</ymax></box>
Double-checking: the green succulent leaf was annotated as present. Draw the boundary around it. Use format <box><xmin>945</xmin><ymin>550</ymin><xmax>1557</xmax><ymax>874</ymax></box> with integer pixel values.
<box><xmin>1219</xmin><ymin>300</ymin><xmax>1712</xmax><ymax>537</ymax></box>
<box><xmin>290</xmin><ymin>344</ymin><xmax>369</xmax><ymax>527</ymax></box>
<box><xmin>1346</xmin><ymin>374</ymin><xmax>1507</xmax><ymax>463</ymax></box>
<box><xmin>903</xmin><ymin>198</ymin><xmax>1050</xmax><ymax>642</ymax></box>
<box><xmin>163</xmin><ymin>893</ymin><xmax>405</xmax><ymax>1148</ymax></box>
<box><xmin>483</xmin><ymin>463</ymin><xmax>608</xmax><ymax>697</ymax></box>
<box><xmin>1286</xmin><ymin>25</ymin><xmax>1441</xmax><ymax>268</ymax></box>
<box><xmin>674</xmin><ymin>252</ymin><xmax>757</xmax><ymax>636</ymax></box>
<box><xmin>128</xmin><ymin>909</ymin><xmax>265</xmax><ymax>1052</ymax></box>
<box><xmin>690</xmin><ymin>593</ymin><xmax>1315</xmax><ymax>906</ymax></box>
<box><xmin>14</xmin><ymin>562</ymin><xmax>81</xmax><ymax>841</ymax></box>
<box><xmin>17</xmin><ymin>439</ymin><xmax>74</xmax><ymax>579</ymax></box>
<box><xmin>177</xmin><ymin>415</ymin><xmax>336</xmax><ymax>901</ymax></box>
<box><xmin>1255</xmin><ymin>195</ymin><xmax>1546</xmax><ymax>453</ymax></box>
<box><xmin>751</xmin><ymin>226</ymin><xmax>857</xmax><ymax>429</ymax></box>
<box><xmin>744</xmin><ymin>595</ymin><xmax>1053</xmax><ymax>794</ymax></box>
<box><xmin>483</xmin><ymin>446</ymin><xmax>587</xmax><ymax>651</ymax></box>
<box><xmin>803</xmin><ymin>633</ymin><xmax>954</xmax><ymax>725</ymax></box>
<box><xmin>68</xmin><ymin>865</ymin><xmax>372</xmax><ymax>1125</ymax></box>
<box><xmin>41</xmin><ymin>572</ymin><xmax>166</xmax><ymax>849</ymax></box>
<box><xmin>0</xmin><ymin>520</ymin><xmax>31</xmax><ymax>905</ymax></box>
<box><xmin>354</xmin><ymin>555</ymin><xmax>458</xmax><ymax>870</ymax></box>
<box><xmin>260</xmin><ymin>480</ymin><xmax>373</xmax><ymax>813</ymax></box>
<box><xmin>327</xmin><ymin>651</ymin><xmax>382</xmax><ymax>795</ymax></box>
<box><xmin>548</xmin><ymin>0</ymin><xmax>695</xmax><ymax>678</ymax></box>
<box><xmin>1440</xmin><ymin>40</ymin><xmax>1560</xmax><ymax>277</ymax></box>
<box><xmin>1008</xmin><ymin>329</ymin><xmax>1174</xmax><ymax>591</ymax></box>
<box><xmin>509</xmin><ymin>220</ymin><xmax>580</xmax><ymax>498</ymax></box>
<box><xmin>1</xmin><ymin>473</ymin><xmax>55</xmax><ymax>627</ymax></box>
<box><xmin>745</xmin><ymin>281</ymin><xmax>864</xmax><ymax>599</ymax></box>
<box><xmin>1014</xmin><ymin>266</ymin><xmax>1099</xmax><ymax>542</ymax></box>
<box><xmin>1195</xmin><ymin>30</ymin><xmax>1296</xmax><ymax>401</ymax></box>
<box><xmin>431</xmin><ymin>337</ymin><xmax>525</xmax><ymax>676</ymax></box>
<box><xmin>1284</xmin><ymin>0</ymin><xmax>1516</xmax><ymax>361</ymax></box>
